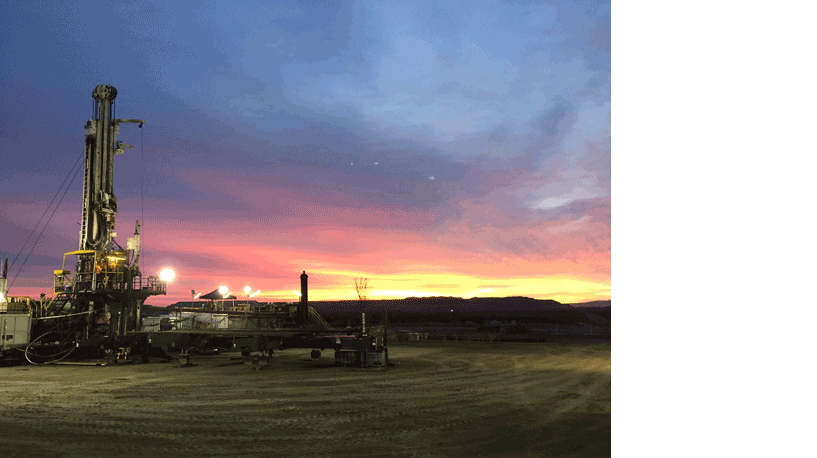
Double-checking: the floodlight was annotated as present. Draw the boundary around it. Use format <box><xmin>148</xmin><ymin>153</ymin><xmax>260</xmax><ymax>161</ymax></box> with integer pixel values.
<box><xmin>244</xmin><ymin>285</ymin><xmax>251</xmax><ymax>294</ymax></box>
<box><xmin>159</xmin><ymin>268</ymin><xmax>175</xmax><ymax>283</ymax></box>
<box><xmin>218</xmin><ymin>285</ymin><xmax>228</xmax><ymax>296</ymax></box>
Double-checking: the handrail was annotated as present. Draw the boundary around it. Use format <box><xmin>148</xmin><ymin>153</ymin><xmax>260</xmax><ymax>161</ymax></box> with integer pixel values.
<box><xmin>0</xmin><ymin>296</ymin><xmax>33</xmax><ymax>314</ymax></box>
<box><xmin>34</xmin><ymin>310</ymin><xmax>94</xmax><ymax>320</ymax></box>
<box><xmin>308</xmin><ymin>306</ymin><xmax>331</xmax><ymax>330</ymax></box>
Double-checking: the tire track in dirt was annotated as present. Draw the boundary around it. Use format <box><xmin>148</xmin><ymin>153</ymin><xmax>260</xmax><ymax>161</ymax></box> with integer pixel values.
<box><xmin>0</xmin><ymin>343</ymin><xmax>610</xmax><ymax>457</ymax></box>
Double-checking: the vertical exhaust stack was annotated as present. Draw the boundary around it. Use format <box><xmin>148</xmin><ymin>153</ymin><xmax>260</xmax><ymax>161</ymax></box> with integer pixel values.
<box><xmin>0</xmin><ymin>258</ymin><xmax>8</xmax><ymax>304</ymax></box>
<box><xmin>299</xmin><ymin>271</ymin><xmax>308</xmax><ymax>326</ymax></box>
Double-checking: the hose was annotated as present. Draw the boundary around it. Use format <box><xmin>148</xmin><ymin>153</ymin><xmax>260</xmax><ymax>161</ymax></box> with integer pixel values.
<box><xmin>24</xmin><ymin>331</ymin><xmax>78</xmax><ymax>365</ymax></box>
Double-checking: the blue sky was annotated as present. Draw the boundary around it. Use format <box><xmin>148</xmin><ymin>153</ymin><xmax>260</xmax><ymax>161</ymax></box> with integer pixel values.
<box><xmin>1</xmin><ymin>0</ymin><xmax>610</xmax><ymax>304</ymax></box>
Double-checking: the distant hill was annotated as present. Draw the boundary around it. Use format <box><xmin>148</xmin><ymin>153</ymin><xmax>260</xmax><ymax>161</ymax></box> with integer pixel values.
<box><xmin>143</xmin><ymin>296</ymin><xmax>611</xmax><ymax>327</ymax></box>
<box><xmin>568</xmin><ymin>301</ymin><xmax>611</xmax><ymax>326</ymax></box>
<box><xmin>145</xmin><ymin>296</ymin><xmax>606</xmax><ymax>313</ymax></box>
<box><xmin>310</xmin><ymin>297</ymin><xmax>596</xmax><ymax>326</ymax></box>
<box><xmin>568</xmin><ymin>300</ymin><xmax>611</xmax><ymax>309</ymax></box>
<box><xmin>308</xmin><ymin>296</ymin><xmax>575</xmax><ymax>313</ymax></box>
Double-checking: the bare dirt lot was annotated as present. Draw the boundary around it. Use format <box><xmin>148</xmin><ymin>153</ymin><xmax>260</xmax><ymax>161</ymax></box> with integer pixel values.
<box><xmin>0</xmin><ymin>342</ymin><xmax>610</xmax><ymax>457</ymax></box>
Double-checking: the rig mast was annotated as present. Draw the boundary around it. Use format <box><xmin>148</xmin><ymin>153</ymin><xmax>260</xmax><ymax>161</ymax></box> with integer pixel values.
<box><xmin>31</xmin><ymin>85</ymin><xmax>167</xmax><ymax>361</ymax></box>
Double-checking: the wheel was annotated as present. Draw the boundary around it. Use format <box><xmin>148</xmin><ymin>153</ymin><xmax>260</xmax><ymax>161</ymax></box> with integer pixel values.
<box><xmin>310</xmin><ymin>350</ymin><xmax>321</xmax><ymax>359</ymax></box>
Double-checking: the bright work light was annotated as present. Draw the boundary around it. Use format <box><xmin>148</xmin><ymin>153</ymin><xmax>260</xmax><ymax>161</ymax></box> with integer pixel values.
<box><xmin>159</xmin><ymin>268</ymin><xmax>175</xmax><ymax>283</ymax></box>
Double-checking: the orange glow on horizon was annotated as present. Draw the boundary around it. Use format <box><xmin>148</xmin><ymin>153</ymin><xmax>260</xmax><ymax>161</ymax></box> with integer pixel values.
<box><xmin>8</xmin><ymin>270</ymin><xmax>609</xmax><ymax>305</ymax></box>
<box><xmin>168</xmin><ymin>272</ymin><xmax>606</xmax><ymax>305</ymax></box>
<box><xmin>4</xmin><ymin>269</ymin><xmax>610</xmax><ymax>306</ymax></box>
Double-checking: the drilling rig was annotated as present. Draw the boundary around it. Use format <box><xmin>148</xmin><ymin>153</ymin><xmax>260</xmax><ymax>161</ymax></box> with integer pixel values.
<box><xmin>26</xmin><ymin>84</ymin><xmax>168</xmax><ymax>363</ymax></box>
<box><xmin>7</xmin><ymin>84</ymin><xmax>389</xmax><ymax>368</ymax></box>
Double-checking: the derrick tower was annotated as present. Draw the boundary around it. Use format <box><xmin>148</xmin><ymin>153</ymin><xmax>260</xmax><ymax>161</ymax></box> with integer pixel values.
<box><xmin>32</xmin><ymin>85</ymin><xmax>168</xmax><ymax>359</ymax></box>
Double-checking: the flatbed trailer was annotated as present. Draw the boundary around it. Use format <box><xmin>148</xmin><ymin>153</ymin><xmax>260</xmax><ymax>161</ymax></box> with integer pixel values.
<box><xmin>119</xmin><ymin>324</ymin><xmax>390</xmax><ymax>368</ymax></box>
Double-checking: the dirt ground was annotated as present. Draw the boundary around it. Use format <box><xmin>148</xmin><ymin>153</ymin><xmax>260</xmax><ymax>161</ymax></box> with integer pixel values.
<box><xmin>0</xmin><ymin>341</ymin><xmax>610</xmax><ymax>458</ymax></box>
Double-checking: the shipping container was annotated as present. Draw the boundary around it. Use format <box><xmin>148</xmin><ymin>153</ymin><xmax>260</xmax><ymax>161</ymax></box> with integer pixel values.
<box><xmin>1</xmin><ymin>314</ymin><xmax>31</xmax><ymax>348</ymax></box>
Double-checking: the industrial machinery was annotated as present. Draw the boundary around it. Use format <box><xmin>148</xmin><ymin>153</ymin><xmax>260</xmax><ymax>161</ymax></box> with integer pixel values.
<box><xmin>1</xmin><ymin>258</ymin><xmax>33</xmax><ymax>363</ymax></box>
<box><xmin>138</xmin><ymin>271</ymin><xmax>390</xmax><ymax>368</ymax></box>
<box><xmin>21</xmin><ymin>85</ymin><xmax>167</xmax><ymax>363</ymax></box>
<box><xmin>3</xmin><ymin>84</ymin><xmax>389</xmax><ymax>368</ymax></box>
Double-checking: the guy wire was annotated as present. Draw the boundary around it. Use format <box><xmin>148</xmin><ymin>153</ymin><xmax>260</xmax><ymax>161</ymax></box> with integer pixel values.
<box><xmin>9</xmin><ymin>152</ymin><xmax>83</xmax><ymax>273</ymax></box>
<box><xmin>10</xmin><ymin>154</ymin><xmax>83</xmax><ymax>289</ymax></box>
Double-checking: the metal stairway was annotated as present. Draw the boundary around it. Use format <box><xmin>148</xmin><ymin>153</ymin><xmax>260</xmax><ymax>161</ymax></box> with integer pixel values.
<box><xmin>308</xmin><ymin>306</ymin><xmax>331</xmax><ymax>330</ymax></box>
<box><xmin>43</xmin><ymin>294</ymin><xmax>73</xmax><ymax>316</ymax></box>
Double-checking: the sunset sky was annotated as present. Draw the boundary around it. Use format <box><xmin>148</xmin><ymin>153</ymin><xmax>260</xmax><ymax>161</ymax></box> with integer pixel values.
<box><xmin>0</xmin><ymin>0</ymin><xmax>610</xmax><ymax>306</ymax></box>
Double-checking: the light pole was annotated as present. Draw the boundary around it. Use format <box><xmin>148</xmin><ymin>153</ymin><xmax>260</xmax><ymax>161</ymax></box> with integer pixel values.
<box><xmin>219</xmin><ymin>285</ymin><xmax>228</xmax><ymax>311</ymax></box>
<box><xmin>159</xmin><ymin>268</ymin><xmax>177</xmax><ymax>327</ymax></box>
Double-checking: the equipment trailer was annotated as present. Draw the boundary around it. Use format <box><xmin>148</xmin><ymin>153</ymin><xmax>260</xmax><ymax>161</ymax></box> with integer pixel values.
<box><xmin>131</xmin><ymin>271</ymin><xmax>390</xmax><ymax>368</ymax></box>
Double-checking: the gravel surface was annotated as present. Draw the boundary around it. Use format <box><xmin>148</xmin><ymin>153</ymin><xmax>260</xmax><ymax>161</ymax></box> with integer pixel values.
<box><xmin>0</xmin><ymin>342</ymin><xmax>611</xmax><ymax>457</ymax></box>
